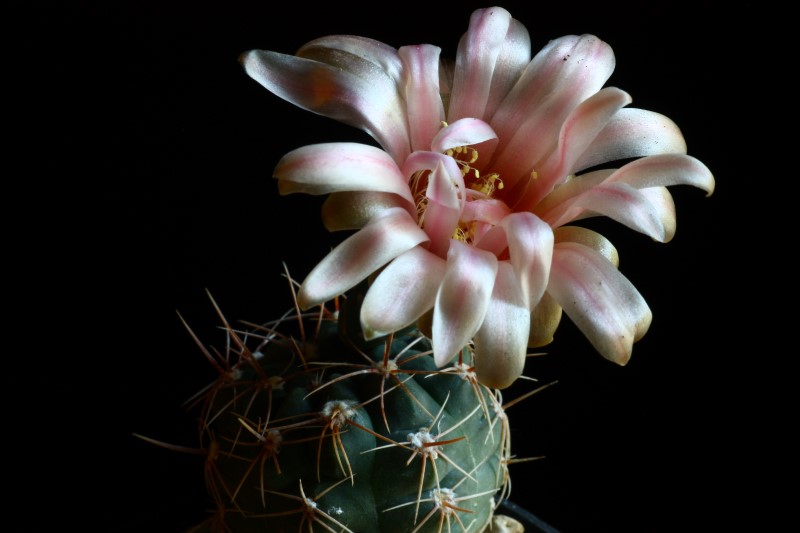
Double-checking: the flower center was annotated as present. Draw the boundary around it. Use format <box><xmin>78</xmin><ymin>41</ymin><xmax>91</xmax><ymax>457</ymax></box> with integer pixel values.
<box><xmin>409</xmin><ymin>125</ymin><xmax>508</xmax><ymax>247</ymax></box>
<box><xmin>444</xmin><ymin>144</ymin><xmax>504</xmax><ymax>197</ymax></box>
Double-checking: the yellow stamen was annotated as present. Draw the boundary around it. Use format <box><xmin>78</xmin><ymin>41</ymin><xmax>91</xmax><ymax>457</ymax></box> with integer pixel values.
<box><xmin>470</xmin><ymin>173</ymin><xmax>504</xmax><ymax>196</ymax></box>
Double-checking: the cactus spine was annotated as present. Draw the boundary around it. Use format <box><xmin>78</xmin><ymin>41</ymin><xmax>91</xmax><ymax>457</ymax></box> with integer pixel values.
<box><xmin>158</xmin><ymin>273</ymin><xmax>540</xmax><ymax>532</ymax></box>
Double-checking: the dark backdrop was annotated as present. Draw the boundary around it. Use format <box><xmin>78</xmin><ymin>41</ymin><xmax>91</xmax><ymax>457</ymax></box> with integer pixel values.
<box><xmin>30</xmin><ymin>1</ymin><xmax>765</xmax><ymax>531</ymax></box>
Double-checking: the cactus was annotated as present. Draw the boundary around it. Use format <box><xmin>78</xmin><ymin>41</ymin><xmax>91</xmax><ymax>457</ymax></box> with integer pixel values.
<box><xmin>142</xmin><ymin>271</ymin><xmax>547</xmax><ymax>532</ymax></box>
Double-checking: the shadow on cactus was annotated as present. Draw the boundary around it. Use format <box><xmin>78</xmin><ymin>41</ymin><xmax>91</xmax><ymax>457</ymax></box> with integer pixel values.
<box><xmin>137</xmin><ymin>266</ymin><xmax>554</xmax><ymax>532</ymax></box>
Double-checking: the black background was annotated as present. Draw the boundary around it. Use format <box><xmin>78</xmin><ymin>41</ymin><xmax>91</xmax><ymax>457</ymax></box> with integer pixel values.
<box><xmin>28</xmin><ymin>0</ymin><xmax>769</xmax><ymax>531</ymax></box>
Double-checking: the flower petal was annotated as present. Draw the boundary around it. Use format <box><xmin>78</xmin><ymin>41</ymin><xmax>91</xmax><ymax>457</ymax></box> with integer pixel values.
<box><xmin>490</xmin><ymin>34</ymin><xmax>616</xmax><ymax>188</ymax></box>
<box><xmin>548</xmin><ymin>241</ymin><xmax>652</xmax><ymax>365</ymax></box>
<box><xmin>607</xmin><ymin>153</ymin><xmax>715</xmax><ymax>196</ymax></box>
<box><xmin>321</xmin><ymin>191</ymin><xmax>414</xmax><ymax>231</ymax></box>
<box><xmin>639</xmin><ymin>187</ymin><xmax>677</xmax><ymax>243</ymax></box>
<box><xmin>553</xmin><ymin>226</ymin><xmax>618</xmax><ymax>266</ymax></box>
<box><xmin>432</xmin><ymin>241</ymin><xmax>498</xmax><ymax>367</ymax></box>
<box><xmin>274</xmin><ymin>142</ymin><xmax>415</xmax><ymax>205</ymax></box>
<box><xmin>424</xmin><ymin>160</ymin><xmax>463</xmax><ymax>257</ymax></box>
<box><xmin>549</xmin><ymin>182</ymin><xmax>668</xmax><ymax>242</ymax></box>
<box><xmin>240</xmin><ymin>49</ymin><xmax>411</xmax><ymax>163</ymax></box>
<box><xmin>500</xmin><ymin>212</ymin><xmax>554</xmax><ymax>310</ymax></box>
<box><xmin>297</xmin><ymin>35</ymin><xmax>404</xmax><ymax>85</ymax></box>
<box><xmin>360</xmin><ymin>246</ymin><xmax>446</xmax><ymax>339</ymax></box>
<box><xmin>528</xmin><ymin>291</ymin><xmax>562</xmax><ymax>348</ymax></box>
<box><xmin>537</xmin><ymin>153</ymin><xmax>713</xmax><ymax>239</ymax></box>
<box><xmin>473</xmin><ymin>262</ymin><xmax>530</xmax><ymax>389</ymax></box>
<box><xmin>399</xmin><ymin>45</ymin><xmax>446</xmax><ymax>152</ymax></box>
<box><xmin>448</xmin><ymin>6</ymin><xmax>532</xmax><ymax>122</ymax></box>
<box><xmin>519</xmin><ymin>87</ymin><xmax>632</xmax><ymax>209</ymax></box>
<box><xmin>298</xmin><ymin>208</ymin><xmax>429</xmax><ymax>309</ymax></box>
<box><xmin>575</xmin><ymin>108</ymin><xmax>688</xmax><ymax>171</ymax></box>
<box><xmin>430</xmin><ymin>118</ymin><xmax>498</xmax><ymax>154</ymax></box>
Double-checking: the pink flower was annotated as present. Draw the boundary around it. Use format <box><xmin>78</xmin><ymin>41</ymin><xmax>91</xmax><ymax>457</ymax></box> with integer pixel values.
<box><xmin>241</xmin><ymin>6</ymin><xmax>715</xmax><ymax>388</ymax></box>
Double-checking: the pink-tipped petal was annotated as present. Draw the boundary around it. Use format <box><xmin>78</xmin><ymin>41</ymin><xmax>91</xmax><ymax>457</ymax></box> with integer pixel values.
<box><xmin>500</xmin><ymin>212</ymin><xmax>554</xmax><ymax>310</ymax></box>
<box><xmin>430</xmin><ymin>118</ymin><xmax>498</xmax><ymax>154</ymax></box>
<box><xmin>548</xmin><ymin>242</ymin><xmax>652</xmax><ymax>365</ymax></box>
<box><xmin>432</xmin><ymin>241</ymin><xmax>498</xmax><ymax>367</ymax></box>
<box><xmin>524</xmin><ymin>87</ymin><xmax>632</xmax><ymax>209</ymax></box>
<box><xmin>360</xmin><ymin>246</ymin><xmax>446</xmax><ymax>339</ymax></box>
<box><xmin>473</xmin><ymin>262</ymin><xmax>530</xmax><ymax>389</ymax></box>
<box><xmin>241</xmin><ymin>50</ymin><xmax>411</xmax><ymax>163</ymax></box>
<box><xmin>461</xmin><ymin>198</ymin><xmax>511</xmax><ymax>227</ymax></box>
<box><xmin>489</xmin><ymin>35</ymin><xmax>616</xmax><ymax>188</ymax></box>
<box><xmin>549</xmin><ymin>182</ymin><xmax>668</xmax><ymax>242</ymax></box>
<box><xmin>399</xmin><ymin>45</ymin><xmax>446</xmax><ymax>152</ymax></box>
<box><xmin>275</xmin><ymin>142</ymin><xmax>415</xmax><ymax>204</ymax></box>
<box><xmin>448</xmin><ymin>6</ymin><xmax>514</xmax><ymax>122</ymax></box>
<box><xmin>574</xmin><ymin>108</ymin><xmax>688</xmax><ymax>172</ymax></box>
<box><xmin>424</xmin><ymin>160</ymin><xmax>462</xmax><ymax>257</ymax></box>
<box><xmin>607</xmin><ymin>153</ymin><xmax>715</xmax><ymax>196</ymax></box>
<box><xmin>298</xmin><ymin>208</ymin><xmax>429</xmax><ymax>309</ymax></box>
<box><xmin>639</xmin><ymin>187</ymin><xmax>677</xmax><ymax>243</ymax></box>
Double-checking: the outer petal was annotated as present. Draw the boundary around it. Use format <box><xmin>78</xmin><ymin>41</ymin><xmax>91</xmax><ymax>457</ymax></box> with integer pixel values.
<box><xmin>606</xmin><ymin>153</ymin><xmax>715</xmax><ymax>196</ymax></box>
<box><xmin>297</xmin><ymin>35</ymin><xmax>404</xmax><ymax>85</ymax></box>
<box><xmin>519</xmin><ymin>87</ymin><xmax>632</xmax><ymax>209</ymax></box>
<box><xmin>548</xmin><ymin>242</ymin><xmax>652</xmax><ymax>365</ymax></box>
<box><xmin>449</xmin><ymin>6</ymin><xmax>528</xmax><ymax>122</ymax></box>
<box><xmin>638</xmin><ymin>187</ymin><xmax>677</xmax><ymax>243</ymax></box>
<box><xmin>547</xmin><ymin>182</ymin><xmax>668</xmax><ymax>242</ymax></box>
<box><xmin>574</xmin><ymin>108</ymin><xmax>688</xmax><ymax>172</ymax></box>
<box><xmin>500</xmin><ymin>212</ymin><xmax>554</xmax><ymax>310</ymax></box>
<box><xmin>298</xmin><ymin>208</ymin><xmax>429</xmax><ymax>309</ymax></box>
<box><xmin>432</xmin><ymin>241</ymin><xmax>498</xmax><ymax>367</ymax></box>
<box><xmin>240</xmin><ymin>50</ymin><xmax>411</xmax><ymax>163</ymax></box>
<box><xmin>274</xmin><ymin>142</ymin><xmax>415</xmax><ymax>205</ymax></box>
<box><xmin>528</xmin><ymin>291</ymin><xmax>562</xmax><ymax>348</ymax></box>
<box><xmin>537</xmin><ymin>153</ymin><xmax>714</xmax><ymax>233</ymax></box>
<box><xmin>489</xmin><ymin>35</ymin><xmax>616</xmax><ymax>188</ymax></box>
<box><xmin>473</xmin><ymin>262</ymin><xmax>530</xmax><ymax>389</ymax></box>
<box><xmin>399</xmin><ymin>45</ymin><xmax>446</xmax><ymax>152</ymax></box>
<box><xmin>321</xmin><ymin>191</ymin><xmax>414</xmax><ymax>231</ymax></box>
<box><xmin>360</xmin><ymin>246</ymin><xmax>446</xmax><ymax>339</ymax></box>
<box><xmin>553</xmin><ymin>226</ymin><xmax>618</xmax><ymax>266</ymax></box>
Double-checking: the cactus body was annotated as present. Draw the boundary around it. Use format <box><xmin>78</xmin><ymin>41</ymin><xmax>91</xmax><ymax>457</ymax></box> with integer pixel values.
<box><xmin>182</xmin><ymin>288</ymin><xmax>518</xmax><ymax>532</ymax></box>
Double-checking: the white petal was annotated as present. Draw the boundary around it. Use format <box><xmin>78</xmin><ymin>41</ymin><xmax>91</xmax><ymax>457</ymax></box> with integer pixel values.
<box><xmin>297</xmin><ymin>35</ymin><xmax>404</xmax><ymax>85</ymax></box>
<box><xmin>500</xmin><ymin>212</ymin><xmax>554</xmax><ymax>310</ymax></box>
<box><xmin>473</xmin><ymin>262</ymin><xmax>530</xmax><ymax>389</ymax></box>
<box><xmin>241</xmin><ymin>49</ymin><xmax>411</xmax><ymax>163</ymax></box>
<box><xmin>399</xmin><ymin>45</ymin><xmax>446</xmax><ymax>152</ymax></box>
<box><xmin>360</xmin><ymin>247</ymin><xmax>446</xmax><ymax>339</ymax></box>
<box><xmin>549</xmin><ymin>182</ymin><xmax>668</xmax><ymax>242</ymax></box>
<box><xmin>298</xmin><ymin>208</ymin><xmax>429</xmax><ymax>309</ymax></box>
<box><xmin>607</xmin><ymin>153</ymin><xmax>715</xmax><ymax>196</ymax></box>
<box><xmin>523</xmin><ymin>87</ymin><xmax>632</xmax><ymax>209</ymax></box>
<box><xmin>575</xmin><ymin>108</ymin><xmax>688</xmax><ymax>171</ymax></box>
<box><xmin>448</xmin><ymin>6</ymin><xmax>515</xmax><ymax>121</ymax></box>
<box><xmin>548</xmin><ymin>241</ymin><xmax>652</xmax><ymax>365</ymax></box>
<box><xmin>430</xmin><ymin>118</ymin><xmax>498</xmax><ymax>154</ymax></box>
<box><xmin>274</xmin><ymin>142</ymin><xmax>415</xmax><ymax>205</ymax></box>
<box><xmin>490</xmin><ymin>35</ymin><xmax>616</xmax><ymax>189</ymax></box>
<box><xmin>432</xmin><ymin>241</ymin><xmax>498</xmax><ymax>367</ymax></box>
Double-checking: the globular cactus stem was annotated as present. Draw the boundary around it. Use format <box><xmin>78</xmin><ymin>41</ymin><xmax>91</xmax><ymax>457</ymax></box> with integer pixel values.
<box><xmin>142</xmin><ymin>269</ymin><xmax>553</xmax><ymax>532</ymax></box>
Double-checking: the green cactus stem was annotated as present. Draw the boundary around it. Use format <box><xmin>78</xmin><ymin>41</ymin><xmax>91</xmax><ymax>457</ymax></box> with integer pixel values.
<box><xmin>142</xmin><ymin>270</ymin><xmax>553</xmax><ymax>532</ymax></box>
